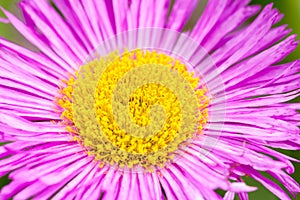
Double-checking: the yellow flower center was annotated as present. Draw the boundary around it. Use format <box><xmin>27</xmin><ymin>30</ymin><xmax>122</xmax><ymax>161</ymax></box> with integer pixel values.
<box><xmin>55</xmin><ymin>49</ymin><xmax>209</xmax><ymax>171</ymax></box>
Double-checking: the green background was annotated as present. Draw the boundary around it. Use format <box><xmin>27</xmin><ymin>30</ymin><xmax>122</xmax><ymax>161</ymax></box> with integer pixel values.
<box><xmin>0</xmin><ymin>0</ymin><xmax>299</xmax><ymax>199</ymax></box>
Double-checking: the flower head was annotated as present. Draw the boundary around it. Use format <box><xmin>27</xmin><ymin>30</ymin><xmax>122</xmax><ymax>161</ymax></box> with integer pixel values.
<box><xmin>0</xmin><ymin>0</ymin><xmax>299</xmax><ymax>199</ymax></box>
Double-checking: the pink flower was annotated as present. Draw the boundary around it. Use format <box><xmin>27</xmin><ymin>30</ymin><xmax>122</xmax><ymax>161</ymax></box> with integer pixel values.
<box><xmin>0</xmin><ymin>1</ymin><xmax>299</xmax><ymax>199</ymax></box>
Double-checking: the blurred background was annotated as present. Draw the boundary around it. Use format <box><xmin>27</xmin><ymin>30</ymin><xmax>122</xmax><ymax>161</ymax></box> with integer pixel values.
<box><xmin>0</xmin><ymin>0</ymin><xmax>299</xmax><ymax>199</ymax></box>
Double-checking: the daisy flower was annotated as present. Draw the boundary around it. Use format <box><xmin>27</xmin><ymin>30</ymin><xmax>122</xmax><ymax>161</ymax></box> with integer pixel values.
<box><xmin>0</xmin><ymin>0</ymin><xmax>299</xmax><ymax>199</ymax></box>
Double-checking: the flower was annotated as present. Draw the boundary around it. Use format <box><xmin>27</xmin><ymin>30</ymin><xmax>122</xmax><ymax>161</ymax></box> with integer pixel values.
<box><xmin>0</xmin><ymin>0</ymin><xmax>299</xmax><ymax>199</ymax></box>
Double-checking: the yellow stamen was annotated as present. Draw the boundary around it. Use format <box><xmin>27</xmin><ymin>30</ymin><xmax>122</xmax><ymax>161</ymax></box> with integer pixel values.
<box><xmin>55</xmin><ymin>49</ymin><xmax>209</xmax><ymax>170</ymax></box>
